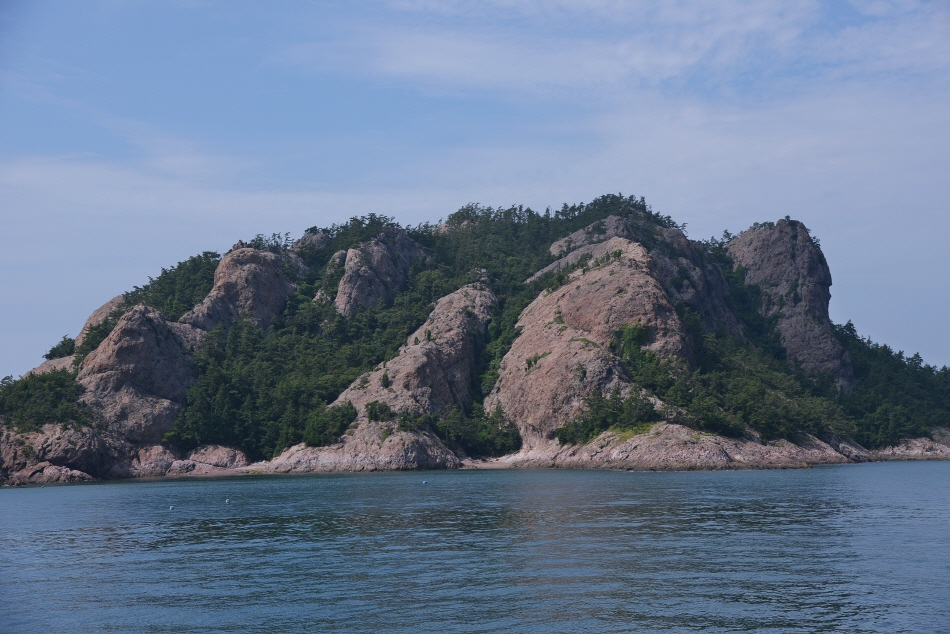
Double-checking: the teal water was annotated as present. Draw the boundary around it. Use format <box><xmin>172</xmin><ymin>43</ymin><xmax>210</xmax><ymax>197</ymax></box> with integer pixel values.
<box><xmin>1</xmin><ymin>462</ymin><xmax>949</xmax><ymax>633</ymax></box>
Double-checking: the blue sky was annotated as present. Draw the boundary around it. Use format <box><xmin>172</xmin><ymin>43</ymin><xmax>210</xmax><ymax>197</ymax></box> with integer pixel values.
<box><xmin>2</xmin><ymin>0</ymin><xmax>949</xmax><ymax>376</ymax></box>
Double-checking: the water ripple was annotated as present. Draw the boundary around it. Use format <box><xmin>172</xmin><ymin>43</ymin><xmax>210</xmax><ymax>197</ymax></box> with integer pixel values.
<box><xmin>2</xmin><ymin>463</ymin><xmax>949</xmax><ymax>633</ymax></box>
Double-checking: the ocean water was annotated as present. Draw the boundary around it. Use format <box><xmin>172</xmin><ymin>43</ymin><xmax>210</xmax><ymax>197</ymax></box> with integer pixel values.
<box><xmin>1</xmin><ymin>462</ymin><xmax>949</xmax><ymax>633</ymax></box>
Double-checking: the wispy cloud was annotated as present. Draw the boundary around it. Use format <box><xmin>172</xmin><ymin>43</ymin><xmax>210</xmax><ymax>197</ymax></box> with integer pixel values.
<box><xmin>277</xmin><ymin>0</ymin><xmax>949</xmax><ymax>94</ymax></box>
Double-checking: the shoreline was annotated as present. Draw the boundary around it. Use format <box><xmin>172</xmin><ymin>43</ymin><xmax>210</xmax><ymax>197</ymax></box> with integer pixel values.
<box><xmin>5</xmin><ymin>446</ymin><xmax>949</xmax><ymax>488</ymax></box>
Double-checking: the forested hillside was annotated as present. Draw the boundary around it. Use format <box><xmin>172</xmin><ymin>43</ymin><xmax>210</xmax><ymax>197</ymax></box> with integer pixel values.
<box><xmin>3</xmin><ymin>194</ymin><xmax>949</xmax><ymax>466</ymax></box>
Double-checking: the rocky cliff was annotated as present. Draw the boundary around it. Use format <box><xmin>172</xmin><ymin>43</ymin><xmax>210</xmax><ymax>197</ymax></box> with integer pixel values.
<box><xmin>254</xmin><ymin>279</ymin><xmax>495</xmax><ymax>473</ymax></box>
<box><xmin>487</xmin><ymin>237</ymin><xmax>685</xmax><ymax>447</ymax></box>
<box><xmin>534</xmin><ymin>214</ymin><xmax>741</xmax><ymax>335</ymax></box>
<box><xmin>330</xmin><ymin>228</ymin><xmax>426</xmax><ymax>316</ymax></box>
<box><xmin>77</xmin><ymin>305</ymin><xmax>198</xmax><ymax>444</ymax></box>
<box><xmin>727</xmin><ymin>219</ymin><xmax>855</xmax><ymax>389</ymax></box>
<box><xmin>181</xmin><ymin>247</ymin><xmax>304</xmax><ymax>331</ymax></box>
<box><xmin>2</xmin><ymin>244</ymin><xmax>304</xmax><ymax>483</ymax></box>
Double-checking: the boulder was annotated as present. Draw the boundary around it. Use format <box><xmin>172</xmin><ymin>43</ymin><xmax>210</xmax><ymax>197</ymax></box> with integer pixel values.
<box><xmin>179</xmin><ymin>248</ymin><xmax>302</xmax><ymax>331</ymax></box>
<box><xmin>332</xmin><ymin>229</ymin><xmax>426</xmax><ymax>317</ymax></box>
<box><xmin>485</xmin><ymin>238</ymin><xmax>687</xmax><ymax>448</ymax></box>
<box><xmin>727</xmin><ymin>219</ymin><xmax>855</xmax><ymax>389</ymax></box>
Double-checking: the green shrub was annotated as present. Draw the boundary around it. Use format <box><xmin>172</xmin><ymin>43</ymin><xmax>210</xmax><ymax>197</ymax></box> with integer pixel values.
<box><xmin>44</xmin><ymin>336</ymin><xmax>75</xmax><ymax>360</ymax></box>
<box><xmin>124</xmin><ymin>251</ymin><xmax>220</xmax><ymax>321</ymax></box>
<box><xmin>557</xmin><ymin>387</ymin><xmax>659</xmax><ymax>445</ymax></box>
<box><xmin>0</xmin><ymin>370</ymin><xmax>92</xmax><ymax>433</ymax></box>
<box><xmin>302</xmin><ymin>402</ymin><xmax>358</xmax><ymax>447</ymax></box>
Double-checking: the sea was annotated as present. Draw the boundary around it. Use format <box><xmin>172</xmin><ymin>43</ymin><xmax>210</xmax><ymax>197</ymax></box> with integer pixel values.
<box><xmin>1</xmin><ymin>461</ymin><xmax>949</xmax><ymax>633</ymax></box>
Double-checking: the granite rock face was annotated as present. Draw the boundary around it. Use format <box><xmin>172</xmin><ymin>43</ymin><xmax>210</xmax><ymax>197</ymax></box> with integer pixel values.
<box><xmin>77</xmin><ymin>305</ymin><xmax>197</xmax><ymax>444</ymax></box>
<box><xmin>534</xmin><ymin>215</ymin><xmax>741</xmax><ymax>335</ymax></box>
<box><xmin>254</xmin><ymin>422</ymin><xmax>461</xmax><ymax>473</ymax></box>
<box><xmin>292</xmin><ymin>231</ymin><xmax>331</xmax><ymax>252</ymax></box>
<box><xmin>0</xmin><ymin>423</ymin><xmax>113</xmax><ymax>480</ymax></box>
<box><xmin>180</xmin><ymin>248</ymin><xmax>303</xmax><ymax>331</ymax></box>
<box><xmin>486</xmin><ymin>237</ymin><xmax>687</xmax><ymax>448</ymax></box>
<box><xmin>75</xmin><ymin>295</ymin><xmax>125</xmax><ymax>347</ymax></box>
<box><xmin>335</xmin><ymin>279</ymin><xmax>496</xmax><ymax>418</ymax></box>
<box><xmin>25</xmin><ymin>356</ymin><xmax>74</xmax><ymax>377</ymax></box>
<box><xmin>727</xmin><ymin>219</ymin><xmax>855</xmax><ymax>389</ymax></box>
<box><xmin>129</xmin><ymin>444</ymin><xmax>249</xmax><ymax>478</ymax></box>
<box><xmin>259</xmin><ymin>279</ymin><xmax>495</xmax><ymax>473</ymax></box>
<box><xmin>332</xmin><ymin>229</ymin><xmax>426</xmax><ymax>317</ymax></box>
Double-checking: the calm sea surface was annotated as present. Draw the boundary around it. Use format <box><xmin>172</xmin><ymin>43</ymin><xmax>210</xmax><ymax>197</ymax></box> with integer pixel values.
<box><xmin>2</xmin><ymin>462</ymin><xmax>949</xmax><ymax>633</ymax></box>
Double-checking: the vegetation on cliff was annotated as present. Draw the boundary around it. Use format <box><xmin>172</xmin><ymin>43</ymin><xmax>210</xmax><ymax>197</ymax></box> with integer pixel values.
<box><xmin>0</xmin><ymin>370</ymin><xmax>93</xmax><ymax>433</ymax></box>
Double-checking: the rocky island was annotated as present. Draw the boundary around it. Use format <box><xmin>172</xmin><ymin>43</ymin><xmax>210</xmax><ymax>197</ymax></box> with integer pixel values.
<box><xmin>3</xmin><ymin>195</ymin><xmax>948</xmax><ymax>484</ymax></box>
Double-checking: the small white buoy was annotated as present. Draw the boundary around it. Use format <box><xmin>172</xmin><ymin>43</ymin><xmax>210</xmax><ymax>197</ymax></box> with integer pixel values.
<box><xmin>169</xmin><ymin>505</ymin><xmax>174</xmax><ymax>510</ymax></box>
<box><xmin>225</xmin><ymin>499</ymin><xmax>229</xmax><ymax>504</ymax></box>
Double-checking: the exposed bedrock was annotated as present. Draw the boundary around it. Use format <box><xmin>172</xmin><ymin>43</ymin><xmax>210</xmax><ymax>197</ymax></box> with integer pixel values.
<box><xmin>179</xmin><ymin>247</ymin><xmax>304</xmax><ymax>331</ymax></box>
<box><xmin>335</xmin><ymin>279</ymin><xmax>496</xmax><ymax>417</ymax></box>
<box><xmin>486</xmin><ymin>238</ymin><xmax>687</xmax><ymax>449</ymax></box>
<box><xmin>535</xmin><ymin>214</ymin><xmax>741</xmax><ymax>335</ymax></box>
<box><xmin>727</xmin><ymin>218</ymin><xmax>855</xmax><ymax>389</ymax></box>
<box><xmin>292</xmin><ymin>231</ymin><xmax>331</xmax><ymax>252</ymax></box>
<box><xmin>260</xmin><ymin>279</ymin><xmax>495</xmax><ymax>472</ymax></box>
<box><xmin>331</xmin><ymin>228</ymin><xmax>427</xmax><ymax>317</ymax></box>
<box><xmin>26</xmin><ymin>294</ymin><xmax>127</xmax><ymax>376</ymax></box>
<box><xmin>77</xmin><ymin>305</ymin><xmax>199</xmax><ymax>444</ymax></box>
<box><xmin>76</xmin><ymin>294</ymin><xmax>125</xmax><ymax>347</ymax></box>
<box><xmin>25</xmin><ymin>356</ymin><xmax>74</xmax><ymax>377</ymax></box>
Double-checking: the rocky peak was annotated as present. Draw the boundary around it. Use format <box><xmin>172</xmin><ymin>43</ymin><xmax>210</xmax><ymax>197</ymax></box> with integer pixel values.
<box><xmin>179</xmin><ymin>248</ymin><xmax>301</xmax><ymax>331</ymax></box>
<box><xmin>75</xmin><ymin>295</ymin><xmax>125</xmax><ymax>347</ymax></box>
<box><xmin>77</xmin><ymin>305</ymin><xmax>198</xmax><ymax>443</ymax></box>
<box><xmin>486</xmin><ymin>237</ymin><xmax>687</xmax><ymax>448</ymax></box>
<box><xmin>332</xmin><ymin>228</ymin><xmax>427</xmax><ymax>317</ymax></box>
<box><xmin>292</xmin><ymin>231</ymin><xmax>331</xmax><ymax>252</ymax></box>
<box><xmin>549</xmin><ymin>215</ymin><xmax>632</xmax><ymax>257</ymax></box>
<box><xmin>727</xmin><ymin>219</ymin><xmax>854</xmax><ymax>389</ymax></box>
<box><xmin>536</xmin><ymin>215</ymin><xmax>741</xmax><ymax>335</ymax></box>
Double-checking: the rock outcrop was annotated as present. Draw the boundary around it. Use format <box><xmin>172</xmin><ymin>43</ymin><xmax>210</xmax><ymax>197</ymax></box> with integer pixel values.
<box><xmin>254</xmin><ymin>423</ymin><xmax>460</xmax><ymax>473</ymax></box>
<box><xmin>335</xmin><ymin>279</ymin><xmax>496</xmax><ymax>417</ymax></box>
<box><xmin>0</xmin><ymin>423</ymin><xmax>112</xmax><ymax>480</ymax></box>
<box><xmin>128</xmin><ymin>444</ymin><xmax>249</xmax><ymax>478</ymax></box>
<box><xmin>292</xmin><ymin>231</ymin><xmax>331</xmax><ymax>252</ymax></box>
<box><xmin>75</xmin><ymin>295</ymin><xmax>125</xmax><ymax>347</ymax></box>
<box><xmin>727</xmin><ymin>219</ymin><xmax>855</xmax><ymax>389</ymax></box>
<box><xmin>331</xmin><ymin>229</ymin><xmax>426</xmax><ymax>317</ymax></box>
<box><xmin>258</xmin><ymin>279</ymin><xmax>495</xmax><ymax>473</ymax></box>
<box><xmin>25</xmin><ymin>356</ymin><xmax>74</xmax><ymax>377</ymax></box>
<box><xmin>488</xmin><ymin>423</ymin><xmax>853</xmax><ymax>470</ymax></box>
<box><xmin>180</xmin><ymin>248</ymin><xmax>303</xmax><ymax>331</ymax></box>
<box><xmin>486</xmin><ymin>238</ymin><xmax>687</xmax><ymax>448</ymax></box>
<box><xmin>77</xmin><ymin>305</ymin><xmax>197</xmax><ymax>444</ymax></box>
<box><xmin>534</xmin><ymin>215</ymin><xmax>741</xmax><ymax>335</ymax></box>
